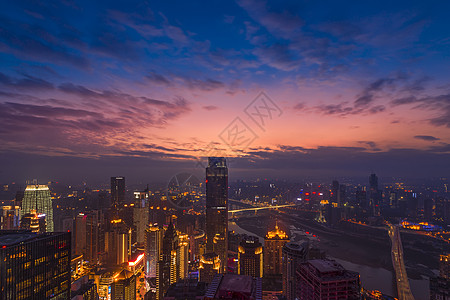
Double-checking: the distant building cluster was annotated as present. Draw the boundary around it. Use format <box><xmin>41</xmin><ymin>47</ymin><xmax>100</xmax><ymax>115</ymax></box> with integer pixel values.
<box><xmin>0</xmin><ymin>159</ymin><xmax>448</xmax><ymax>300</ymax></box>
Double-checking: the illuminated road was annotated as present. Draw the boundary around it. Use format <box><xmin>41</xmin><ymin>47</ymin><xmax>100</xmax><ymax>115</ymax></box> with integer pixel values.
<box><xmin>388</xmin><ymin>223</ymin><xmax>415</xmax><ymax>300</ymax></box>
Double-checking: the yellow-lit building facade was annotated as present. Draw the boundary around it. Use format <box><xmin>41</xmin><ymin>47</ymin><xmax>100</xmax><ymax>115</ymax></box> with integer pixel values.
<box><xmin>264</xmin><ymin>222</ymin><xmax>289</xmax><ymax>276</ymax></box>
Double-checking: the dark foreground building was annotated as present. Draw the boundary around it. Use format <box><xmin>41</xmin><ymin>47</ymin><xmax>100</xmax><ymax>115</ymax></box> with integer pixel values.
<box><xmin>0</xmin><ymin>230</ymin><xmax>71</xmax><ymax>300</ymax></box>
<box><xmin>296</xmin><ymin>259</ymin><xmax>360</xmax><ymax>300</ymax></box>
<box><xmin>204</xmin><ymin>273</ymin><xmax>262</xmax><ymax>300</ymax></box>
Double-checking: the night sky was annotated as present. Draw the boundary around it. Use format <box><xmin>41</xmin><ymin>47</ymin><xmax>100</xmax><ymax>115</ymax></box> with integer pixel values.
<box><xmin>0</xmin><ymin>0</ymin><xmax>449</xmax><ymax>183</ymax></box>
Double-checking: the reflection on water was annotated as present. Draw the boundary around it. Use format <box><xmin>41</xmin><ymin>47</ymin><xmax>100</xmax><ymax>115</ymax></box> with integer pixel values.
<box><xmin>333</xmin><ymin>258</ymin><xmax>429</xmax><ymax>300</ymax></box>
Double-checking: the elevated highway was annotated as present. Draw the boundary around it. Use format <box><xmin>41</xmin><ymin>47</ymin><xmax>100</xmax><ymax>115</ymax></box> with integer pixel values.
<box><xmin>388</xmin><ymin>223</ymin><xmax>415</xmax><ymax>300</ymax></box>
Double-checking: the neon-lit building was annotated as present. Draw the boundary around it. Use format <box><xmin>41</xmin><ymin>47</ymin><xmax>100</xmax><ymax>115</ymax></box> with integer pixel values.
<box><xmin>21</xmin><ymin>184</ymin><xmax>54</xmax><ymax>231</ymax></box>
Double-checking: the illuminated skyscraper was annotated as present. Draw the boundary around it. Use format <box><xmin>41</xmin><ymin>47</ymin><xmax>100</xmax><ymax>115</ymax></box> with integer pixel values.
<box><xmin>145</xmin><ymin>224</ymin><xmax>164</xmax><ymax>277</ymax></box>
<box><xmin>156</xmin><ymin>223</ymin><xmax>189</xmax><ymax>300</ymax></box>
<box><xmin>206</xmin><ymin>157</ymin><xmax>228</xmax><ymax>273</ymax></box>
<box><xmin>111</xmin><ymin>176</ymin><xmax>125</xmax><ymax>205</ymax></box>
<box><xmin>105</xmin><ymin>219</ymin><xmax>131</xmax><ymax>265</ymax></box>
<box><xmin>264</xmin><ymin>222</ymin><xmax>289</xmax><ymax>276</ymax></box>
<box><xmin>21</xmin><ymin>184</ymin><xmax>54</xmax><ymax>232</ymax></box>
<box><xmin>74</xmin><ymin>211</ymin><xmax>99</xmax><ymax>263</ymax></box>
<box><xmin>134</xmin><ymin>189</ymin><xmax>149</xmax><ymax>246</ymax></box>
<box><xmin>238</xmin><ymin>236</ymin><xmax>263</xmax><ymax>278</ymax></box>
<box><xmin>0</xmin><ymin>231</ymin><xmax>71</xmax><ymax>299</ymax></box>
<box><xmin>199</xmin><ymin>252</ymin><xmax>221</xmax><ymax>283</ymax></box>
<box><xmin>20</xmin><ymin>210</ymin><xmax>46</xmax><ymax>233</ymax></box>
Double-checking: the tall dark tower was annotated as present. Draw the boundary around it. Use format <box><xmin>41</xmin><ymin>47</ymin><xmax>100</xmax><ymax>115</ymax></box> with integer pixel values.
<box><xmin>157</xmin><ymin>222</ymin><xmax>177</xmax><ymax>300</ymax></box>
<box><xmin>206</xmin><ymin>157</ymin><xmax>228</xmax><ymax>273</ymax></box>
<box><xmin>369</xmin><ymin>173</ymin><xmax>381</xmax><ymax>216</ymax></box>
<box><xmin>111</xmin><ymin>176</ymin><xmax>125</xmax><ymax>205</ymax></box>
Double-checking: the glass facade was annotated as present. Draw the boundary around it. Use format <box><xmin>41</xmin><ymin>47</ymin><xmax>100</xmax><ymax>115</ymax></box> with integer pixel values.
<box><xmin>21</xmin><ymin>185</ymin><xmax>54</xmax><ymax>232</ymax></box>
<box><xmin>0</xmin><ymin>231</ymin><xmax>71</xmax><ymax>300</ymax></box>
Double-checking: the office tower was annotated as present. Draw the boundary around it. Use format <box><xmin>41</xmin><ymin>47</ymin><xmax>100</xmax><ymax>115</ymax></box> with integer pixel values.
<box><xmin>204</xmin><ymin>274</ymin><xmax>263</xmax><ymax>300</ymax></box>
<box><xmin>0</xmin><ymin>205</ymin><xmax>20</xmax><ymax>230</ymax></box>
<box><xmin>20</xmin><ymin>210</ymin><xmax>46</xmax><ymax>233</ymax></box>
<box><xmin>282</xmin><ymin>241</ymin><xmax>308</xmax><ymax>300</ymax></box>
<box><xmin>105</xmin><ymin>219</ymin><xmax>131</xmax><ymax>265</ymax></box>
<box><xmin>296</xmin><ymin>259</ymin><xmax>360</xmax><ymax>300</ymax></box>
<box><xmin>368</xmin><ymin>174</ymin><xmax>381</xmax><ymax>216</ymax></box>
<box><xmin>0</xmin><ymin>231</ymin><xmax>71</xmax><ymax>299</ymax></box>
<box><xmin>157</xmin><ymin>222</ymin><xmax>178</xmax><ymax>300</ymax></box>
<box><xmin>176</xmin><ymin>233</ymin><xmax>189</xmax><ymax>281</ymax></box>
<box><xmin>331</xmin><ymin>180</ymin><xmax>339</xmax><ymax>204</ymax></box>
<box><xmin>190</xmin><ymin>229</ymin><xmax>206</xmax><ymax>262</ymax></box>
<box><xmin>21</xmin><ymin>184</ymin><xmax>54</xmax><ymax>231</ymax></box>
<box><xmin>238</xmin><ymin>235</ymin><xmax>263</xmax><ymax>278</ymax></box>
<box><xmin>264</xmin><ymin>222</ymin><xmax>289</xmax><ymax>276</ymax></box>
<box><xmin>112</xmin><ymin>269</ymin><xmax>137</xmax><ymax>300</ymax></box>
<box><xmin>74</xmin><ymin>212</ymin><xmax>99</xmax><ymax>263</ymax></box>
<box><xmin>71</xmin><ymin>276</ymin><xmax>99</xmax><ymax>300</ymax></box>
<box><xmin>111</xmin><ymin>176</ymin><xmax>126</xmax><ymax>205</ymax></box>
<box><xmin>134</xmin><ymin>190</ymin><xmax>149</xmax><ymax>246</ymax></box>
<box><xmin>145</xmin><ymin>224</ymin><xmax>164</xmax><ymax>277</ymax></box>
<box><xmin>199</xmin><ymin>252</ymin><xmax>221</xmax><ymax>283</ymax></box>
<box><xmin>356</xmin><ymin>187</ymin><xmax>367</xmax><ymax>208</ymax></box>
<box><xmin>206</xmin><ymin>157</ymin><xmax>228</xmax><ymax>273</ymax></box>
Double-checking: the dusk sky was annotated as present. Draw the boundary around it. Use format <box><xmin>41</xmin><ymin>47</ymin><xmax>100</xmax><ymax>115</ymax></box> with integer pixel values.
<box><xmin>0</xmin><ymin>0</ymin><xmax>449</xmax><ymax>184</ymax></box>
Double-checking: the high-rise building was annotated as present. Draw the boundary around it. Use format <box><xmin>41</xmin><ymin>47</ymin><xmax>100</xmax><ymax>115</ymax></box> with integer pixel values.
<box><xmin>440</xmin><ymin>254</ymin><xmax>450</xmax><ymax>279</ymax></box>
<box><xmin>0</xmin><ymin>205</ymin><xmax>20</xmax><ymax>230</ymax></box>
<box><xmin>238</xmin><ymin>235</ymin><xmax>263</xmax><ymax>278</ymax></box>
<box><xmin>156</xmin><ymin>223</ymin><xmax>189</xmax><ymax>300</ymax></box>
<box><xmin>157</xmin><ymin>222</ymin><xmax>178</xmax><ymax>300</ymax></box>
<box><xmin>369</xmin><ymin>174</ymin><xmax>381</xmax><ymax>216</ymax></box>
<box><xmin>0</xmin><ymin>231</ymin><xmax>71</xmax><ymax>299</ymax></box>
<box><xmin>206</xmin><ymin>157</ymin><xmax>228</xmax><ymax>273</ymax></box>
<box><xmin>282</xmin><ymin>241</ymin><xmax>308</xmax><ymax>300</ymax></box>
<box><xmin>133</xmin><ymin>190</ymin><xmax>149</xmax><ymax>246</ymax></box>
<box><xmin>264</xmin><ymin>222</ymin><xmax>289</xmax><ymax>276</ymax></box>
<box><xmin>21</xmin><ymin>184</ymin><xmax>54</xmax><ymax>231</ymax></box>
<box><xmin>111</xmin><ymin>177</ymin><xmax>126</xmax><ymax>205</ymax></box>
<box><xmin>145</xmin><ymin>224</ymin><xmax>164</xmax><ymax>278</ymax></box>
<box><xmin>74</xmin><ymin>211</ymin><xmax>99</xmax><ymax>263</ymax></box>
<box><xmin>111</xmin><ymin>269</ymin><xmax>136</xmax><ymax>300</ymax></box>
<box><xmin>105</xmin><ymin>219</ymin><xmax>131</xmax><ymax>265</ymax></box>
<box><xmin>20</xmin><ymin>210</ymin><xmax>46</xmax><ymax>233</ymax></box>
<box><xmin>199</xmin><ymin>252</ymin><xmax>221</xmax><ymax>283</ymax></box>
<box><xmin>296</xmin><ymin>259</ymin><xmax>360</xmax><ymax>300</ymax></box>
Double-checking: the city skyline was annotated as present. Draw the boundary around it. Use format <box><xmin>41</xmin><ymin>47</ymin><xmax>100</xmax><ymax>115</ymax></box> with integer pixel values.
<box><xmin>1</xmin><ymin>0</ymin><xmax>450</xmax><ymax>183</ymax></box>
